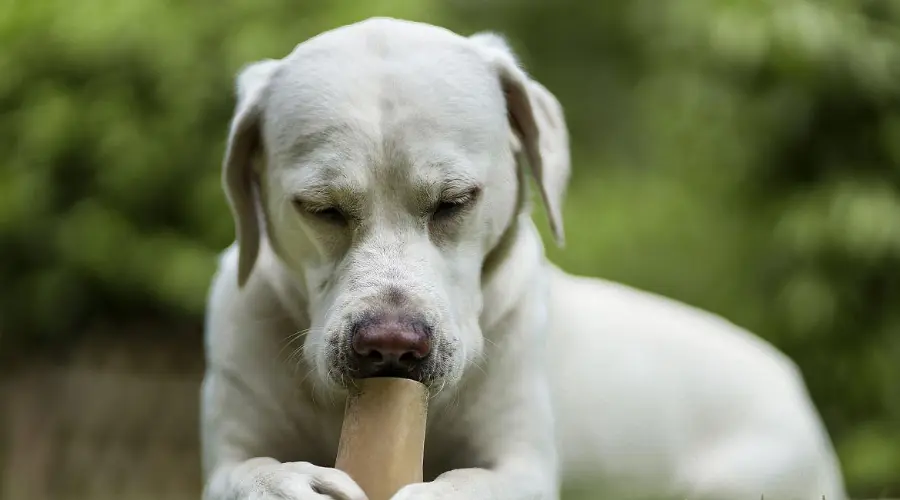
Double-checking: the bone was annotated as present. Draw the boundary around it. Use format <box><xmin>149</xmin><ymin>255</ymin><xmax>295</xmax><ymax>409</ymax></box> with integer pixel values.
<box><xmin>334</xmin><ymin>377</ymin><xmax>429</xmax><ymax>500</ymax></box>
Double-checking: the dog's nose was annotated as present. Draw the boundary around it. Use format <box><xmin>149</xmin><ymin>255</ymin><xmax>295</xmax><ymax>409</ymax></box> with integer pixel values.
<box><xmin>351</xmin><ymin>315</ymin><xmax>431</xmax><ymax>378</ymax></box>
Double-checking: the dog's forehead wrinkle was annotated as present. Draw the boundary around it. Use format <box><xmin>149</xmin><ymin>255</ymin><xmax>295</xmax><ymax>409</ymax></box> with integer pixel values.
<box><xmin>279</xmin><ymin>123</ymin><xmax>360</xmax><ymax>162</ymax></box>
<box><xmin>265</xmin><ymin>106</ymin><xmax>378</xmax><ymax>164</ymax></box>
<box><xmin>381</xmin><ymin>135</ymin><xmax>485</xmax><ymax>192</ymax></box>
<box><xmin>280</xmin><ymin>161</ymin><xmax>367</xmax><ymax>200</ymax></box>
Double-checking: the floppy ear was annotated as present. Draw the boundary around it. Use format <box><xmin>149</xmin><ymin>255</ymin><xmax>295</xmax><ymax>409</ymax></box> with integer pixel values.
<box><xmin>470</xmin><ymin>32</ymin><xmax>571</xmax><ymax>246</ymax></box>
<box><xmin>222</xmin><ymin>58</ymin><xmax>281</xmax><ymax>287</ymax></box>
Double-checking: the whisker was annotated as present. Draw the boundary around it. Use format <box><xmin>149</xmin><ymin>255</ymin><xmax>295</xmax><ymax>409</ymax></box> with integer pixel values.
<box><xmin>279</xmin><ymin>328</ymin><xmax>310</xmax><ymax>358</ymax></box>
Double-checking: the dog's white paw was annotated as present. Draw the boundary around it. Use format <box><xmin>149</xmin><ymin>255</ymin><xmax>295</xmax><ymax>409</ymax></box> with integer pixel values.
<box><xmin>389</xmin><ymin>481</ymin><xmax>456</xmax><ymax>500</ymax></box>
<box><xmin>230</xmin><ymin>460</ymin><xmax>368</xmax><ymax>500</ymax></box>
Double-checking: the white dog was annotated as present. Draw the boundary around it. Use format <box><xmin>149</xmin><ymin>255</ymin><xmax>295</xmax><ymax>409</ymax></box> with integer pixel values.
<box><xmin>200</xmin><ymin>17</ymin><xmax>847</xmax><ymax>500</ymax></box>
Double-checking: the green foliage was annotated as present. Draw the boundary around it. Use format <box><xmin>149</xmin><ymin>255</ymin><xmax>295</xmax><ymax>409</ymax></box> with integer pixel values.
<box><xmin>2</xmin><ymin>0</ymin><xmax>898</xmax><ymax>496</ymax></box>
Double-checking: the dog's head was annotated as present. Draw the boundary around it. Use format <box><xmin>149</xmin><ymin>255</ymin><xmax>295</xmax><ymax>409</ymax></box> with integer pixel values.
<box><xmin>221</xmin><ymin>17</ymin><xmax>569</xmax><ymax>391</ymax></box>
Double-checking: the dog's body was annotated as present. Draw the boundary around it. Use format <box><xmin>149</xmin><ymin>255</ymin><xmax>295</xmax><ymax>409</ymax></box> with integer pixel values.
<box><xmin>200</xmin><ymin>17</ymin><xmax>846</xmax><ymax>500</ymax></box>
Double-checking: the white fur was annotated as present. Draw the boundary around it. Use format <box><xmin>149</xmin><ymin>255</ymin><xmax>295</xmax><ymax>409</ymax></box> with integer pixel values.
<box><xmin>201</xmin><ymin>17</ymin><xmax>847</xmax><ymax>500</ymax></box>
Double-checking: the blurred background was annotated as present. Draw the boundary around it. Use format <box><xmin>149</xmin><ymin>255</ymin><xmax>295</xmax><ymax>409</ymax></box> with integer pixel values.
<box><xmin>1</xmin><ymin>0</ymin><xmax>899</xmax><ymax>499</ymax></box>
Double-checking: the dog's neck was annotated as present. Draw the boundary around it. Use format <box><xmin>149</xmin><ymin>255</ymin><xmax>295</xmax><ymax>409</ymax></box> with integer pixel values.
<box><xmin>480</xmin><ymin>214</ymin><xmax>549</xmax><ymax>332</ymax></box>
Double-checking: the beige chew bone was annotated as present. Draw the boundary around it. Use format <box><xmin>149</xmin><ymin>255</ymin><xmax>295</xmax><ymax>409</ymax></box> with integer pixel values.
<box><xmin>335</xmin><ymin>377</ymin><xmax>429</xmax><ymax>500</ymax></box>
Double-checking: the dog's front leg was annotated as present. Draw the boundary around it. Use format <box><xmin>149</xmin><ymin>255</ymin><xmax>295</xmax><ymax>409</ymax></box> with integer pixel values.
<box><xmin>200</xmin><ymin>368</ymin><xmax>368</xmax><ymax>500</ymax></box>
<box><xmin>204</xmin><ymin>457</ymin><xmax>368</xmax><ymax>500</ymax></box>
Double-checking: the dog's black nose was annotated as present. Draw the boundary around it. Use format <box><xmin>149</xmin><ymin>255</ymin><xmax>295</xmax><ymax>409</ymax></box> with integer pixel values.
<box><xmin>350</xmin><ymin>314</ymin><xmax>431</xmax><ymax>378</ymax></box>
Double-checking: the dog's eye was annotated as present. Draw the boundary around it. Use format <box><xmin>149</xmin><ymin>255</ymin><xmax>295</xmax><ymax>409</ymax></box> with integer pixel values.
<box><xmin>432</xmin><ymin>200</ymin><xmax>466</xmax><ymax>219</ymax></box>
<box><xmin>431</xmin><ymin>187</ymin><xmax>480</xmax><ymax>221</ymax></box>
<box><xmin>293</xmin><ymin>199</ymin><xmax>347</xmax><ymax>225</ymax></box>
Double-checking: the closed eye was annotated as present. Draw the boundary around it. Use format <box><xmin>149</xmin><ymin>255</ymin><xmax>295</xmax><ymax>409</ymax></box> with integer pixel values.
<box><xmin>292</xmin><ymin>198</ymin><xmax>348</xmax><ymax>226</ymax></box>
<box><xmin>431</xmin><ymin>187</ymin><xmax>481</xmax><ymax>221</ymax></box>
<box><xmin>433</xmin><ymin>200</ymin><xmax>465</xmax><ymax>219</ymax></box>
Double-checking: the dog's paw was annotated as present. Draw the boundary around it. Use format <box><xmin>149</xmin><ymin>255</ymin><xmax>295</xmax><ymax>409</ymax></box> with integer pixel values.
<box><xmin>232</xmin><ymin>460</ymin><xmax>368</xmax><ymax>500</ymax></box>
<box><xmin>389</xmin><ymin>481</ymin><xmax>456</xmax><ymax>500</ymax></box>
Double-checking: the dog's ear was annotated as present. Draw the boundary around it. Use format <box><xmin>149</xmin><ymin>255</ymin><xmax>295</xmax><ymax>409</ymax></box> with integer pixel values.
<box><xmin>222</xmin><ymin>58</ymin><xmax>281</xmax><ymax>287</ymax></box>
<box><xmin>470</xmin><ymin>32</ymin><xmax>571</xmax><ymax>246</ymax></box>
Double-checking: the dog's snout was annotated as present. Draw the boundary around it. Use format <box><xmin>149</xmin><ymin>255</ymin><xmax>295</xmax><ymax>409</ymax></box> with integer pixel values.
<box><xmin>350</xmin><ymin>314</ymin><xmax>432</xmax><ymax>378</ymax></box>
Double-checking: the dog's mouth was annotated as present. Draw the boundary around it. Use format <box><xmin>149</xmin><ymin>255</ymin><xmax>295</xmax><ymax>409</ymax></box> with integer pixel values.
<box><xmin>362</xmin><ymin>368</ymin><xmax>421</xmax><ymax>381</ymax></box>
<box><xmin>349</xmin><ymin>354</ymin><xmax>432</xmax><ymax>383</ymax></box>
